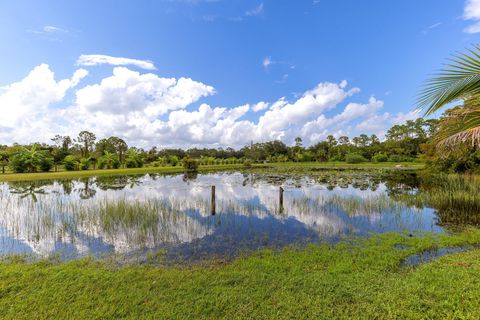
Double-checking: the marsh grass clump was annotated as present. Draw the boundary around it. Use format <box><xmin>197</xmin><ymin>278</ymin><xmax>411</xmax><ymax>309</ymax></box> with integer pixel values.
<box><xmin>396</xmin><ymin>174</ymin><xmax>480</xmax><ymax>226</ymax></box>
<box><xmin>72</xmin><ymin>197</ymin><xmax>210</xmax><ymax>248</ymax></box>
<box><xmin>327</xmin><ymin>194</ymin><xmax>405</xmax><ymax>217</ymax></box>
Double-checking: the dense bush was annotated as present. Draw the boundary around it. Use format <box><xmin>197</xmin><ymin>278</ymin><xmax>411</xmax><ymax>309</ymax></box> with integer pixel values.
<box><xmin>345</xmin><ymin>153</ymin><xmax>368</xmax><ymax>164</ymax></box>
<box><xmin>168</xmin><ymin>155</ymin><xmax>179</xmax><ymax>166</ymax></box>
<box><xmin>329</xmin><ymin>155</ymin><xmax>344</xmax><ymax>162</ymax></box>
<box><xmin>243</xmin><ymin>159</ymin><xmax>253</xmax><ymax>167</ymax></box>
<box><xmin>97</xmin><ymin>154</ymin><xmax>120</xmax><ymax>169</ymax></box>
<box><xmin>79</xmin><ymin>158</ymin><xmax>90</xmax><ymax>170</ymax></box>
<box><xmin>125</xmin><ymin>158</ymin><xmax>142</xmax><ymax>168</ymax></box>
<box><xmin>9</xmin><ymin>153</ymin><xmax>29</xmax><ymax>173</ymax></box>
<box><xmin>63</xmin><ymin>155</ymin><xmax>79</xmax><ymax>171</ymax></box>
<box><xmin>125</xmin><ymin>150</ymin><xmax>144</xmax><ymax>168</ymax></box>
<box><xmin>388</xmin><ymin>154</ymin><xmax>414</xmax><ymax>162</ymax></box>
<box><xmin>372</xmin><ymin>153</ymin><xmax>388</xmax><ymax>163</ymax></box>
<box><xmin>9</xmin><ymin>148</ymin><xmax>53</xmax><ymax>173</ymax></box>
<box><xmin>428</xmin><ymin>149</ymin><xmax>480</xmax><ymax>173</ymax></box>
<box><xmin>37</xmin><ymin>156</ymin><xmax>54</xmax><ymax>172</ymax></box>
<box><xmin>182</xmin><ymin>157</ymin><xmax>199</xmax><ymax>172</ymax></box>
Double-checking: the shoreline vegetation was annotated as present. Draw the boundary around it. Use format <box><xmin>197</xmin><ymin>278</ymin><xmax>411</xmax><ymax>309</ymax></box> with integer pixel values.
<box><xmin>1</xmin><ymin>230</ymin><xmax>480</xmax><ymax>319</ymax></box>
<box><xmin>0</xmin><ymin>161</ymin><xmax>425</xmax><ymax>182</ymax></box>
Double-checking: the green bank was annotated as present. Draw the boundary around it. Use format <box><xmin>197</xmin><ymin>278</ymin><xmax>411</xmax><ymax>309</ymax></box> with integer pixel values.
<box><xmin>0</xmin><ymin>161</ymin><xmax>424</xmax><ymax>182</ymax></box>
<box><xmin>0</xmin><ymin>230</ymin><xmax>479</xmax><ymax>319</ymax></box>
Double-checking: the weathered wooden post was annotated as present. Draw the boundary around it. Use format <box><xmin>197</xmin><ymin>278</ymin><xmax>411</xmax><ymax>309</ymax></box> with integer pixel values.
<box><xmin>211</xmin><ymin>185</ymin><xmax>216</xmax><ymax>215</ymax></box>
<box><xmin>279</xmin><ymin>186</ymin><xmax>284</xmax><ymax>213</ymax></box>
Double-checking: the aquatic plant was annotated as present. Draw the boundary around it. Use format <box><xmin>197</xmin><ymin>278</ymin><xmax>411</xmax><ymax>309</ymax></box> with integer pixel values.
<box><xmin>396</xmin><ymin>173</ymin><xmax>480</xmax><ymax>226</ymax></box>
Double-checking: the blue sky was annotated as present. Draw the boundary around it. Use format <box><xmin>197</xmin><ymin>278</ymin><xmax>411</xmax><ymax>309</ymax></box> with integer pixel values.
<box><xmin>1</xmin><ymin>0</ymin><xmax>479</xmax><ymax>148</ymax></box>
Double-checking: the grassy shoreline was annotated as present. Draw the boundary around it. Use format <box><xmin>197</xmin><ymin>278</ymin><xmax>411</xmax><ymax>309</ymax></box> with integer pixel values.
<box><xmin>0</xmin><ymin>161</ymin><xmax>425</xmax><ymax>182</ymax></box>
<box><xmin>0</xmin><ymin>230</ymin><xmax>479</xmax><ymax>319</ymax></box>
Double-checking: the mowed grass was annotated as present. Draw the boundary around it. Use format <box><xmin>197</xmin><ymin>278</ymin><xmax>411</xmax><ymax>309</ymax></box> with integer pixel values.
<box><xmin>0</xmin><ymin>161</ymin><xmax>425</xmax><ymax>182</ymax></box>
<box><xmin>0</xmin><ymin>230</ymin><xmax>479</xmax><ymax>319</ymax></box>
<box><xmin>0</xmin><ymin>164</ymin><xmax>249</xmax><ymax>182</ymax></box>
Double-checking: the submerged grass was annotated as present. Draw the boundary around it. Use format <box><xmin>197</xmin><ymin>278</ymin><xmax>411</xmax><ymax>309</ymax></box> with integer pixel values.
<box><xmin>0</xmin><ymin>230</ymin><xmax>480</xmax><ymax>319</ymax></box>
<box><xmin>396</xmin><ymin>174</ymin><xmax>480</xmax><ymax>226</ymax></box>
<box><xmin>327</xmin><ymin>193</ymin><xmax>408</xmax><ymax>217</ymax></box>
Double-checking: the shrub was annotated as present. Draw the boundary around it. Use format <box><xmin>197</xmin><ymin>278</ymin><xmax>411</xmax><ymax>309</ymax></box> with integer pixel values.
<box><xmin>388</xmin><ymin>154</ymin><xmax>414</xmax><ymax>162</ymax></box>
<box><xmin>372</xmin><ymin>153</ymin><xmax>388</xmax><ymax>163</ymax></box>
<box><xmin>168</xmin><ymin>155</ymin><xmax>179</xmax><ymax>167</ymax></box>
<box><xmin>63</xmin><ymin>155</ymin><xmax>79</xmax><ymax>171</ymax></box>
<box><xmin>243</xmin><ymin>159</ymin><xmax>253</xmax><ymax>167</ymax></box>
<box><xmin>125</xmin><ymin>158</ymin><xmax>142</xmax><ymax>168</ymax></box>
<box><xmin>8</xmin><ymin>147</ymin><xmax>52</xmax><ymax>173</ymax></box>
<box><xmin>97</xmin><ymin>153</ymin><xmax>120</xmax><ymax>169</ymax></box>
<box><xmin>345</xmin><ymin>153</ymin><xmax>367</xmax><ymax>164</ymax></box>
<box><xmin>182</xmin><ymin>157</ymin><xmax>199</xmax><ymax>172</ymax></box>
<box><xmin>112</xmin><ymin>159</ymin><xmax>121</xmax><ymax>169</ymax></box>
<box><xmin>9</xmin><ymin>153</ymin><xmax>28</xmax><ymax>173</ymax></box>
<box><xmin>37</xmin><ymin>156</ymin><xmax>54</xmax><ymax>172</ymax></box>
<box><xmin>79</xmin><ymin>158</ymin><xmax>90</xmax><ymax>170</ymax></box>
<box><xmin>330</xmin><ymin>155</ymin><xmax>344</xmax><ymax>162</ymax></box>
<box><xmin>125</xmin><ymin>149</ymin><xmax>144</xmax><ymax>168</ymax></box>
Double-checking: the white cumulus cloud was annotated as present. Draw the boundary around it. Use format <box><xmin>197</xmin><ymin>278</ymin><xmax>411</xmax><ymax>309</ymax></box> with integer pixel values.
<box><xmin>0</xmin><ymin>64</ymin><xmax>87</xmax><ymax>142</ymax></box>
<box><xmin>0</xmin><ymin>63</ymin><xmax>420</xmax><ymax>149</ymax></box>
<box><xmin>464</xmin><ymin>0</ymin><xmax>480</xmax><ymax>33</ymax></box>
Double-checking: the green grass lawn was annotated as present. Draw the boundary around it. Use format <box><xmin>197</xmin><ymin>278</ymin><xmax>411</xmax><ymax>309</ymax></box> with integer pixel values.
<box><xmin>0</xmin><ymin>161</ymin><xmax>425</xmax><ymax>182</ymax></box>
<box><xmin>0</xmin><ymin>164</ymin><xmax>249</xmax><ymax>182</ymax></box>
<box><xmin>0</xmin><ymin>230</ymin><xmax>479</xmax><ymax>319</ymax></box>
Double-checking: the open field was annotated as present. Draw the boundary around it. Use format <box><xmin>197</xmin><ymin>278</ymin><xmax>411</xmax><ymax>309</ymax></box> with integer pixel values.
<box><xmin>0</xmin><ymin>230</ymin><xmax>479</xmax><ymax>319</ymax></box>
<box><xmin>0</xmin><ymin>161</ymin><xmax>425</xmax><ymax>182</ymax></box>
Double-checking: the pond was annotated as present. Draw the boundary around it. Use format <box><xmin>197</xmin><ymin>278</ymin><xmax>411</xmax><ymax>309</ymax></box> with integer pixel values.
<box><xmin>0</xmin><ymin>170</ymin><xmax>475</xmax><ymax>264</ymax></box>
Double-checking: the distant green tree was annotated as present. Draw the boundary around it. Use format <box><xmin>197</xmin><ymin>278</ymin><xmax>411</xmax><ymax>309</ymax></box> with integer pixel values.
<box><xmin>76</xmin><ymin>131</ymin><xmax>96</xmax><ymax>158</ymax></box>
<box><xmin>0</xmin><ymin>151</ymin><xmax>9</xmax><ymax>174</ymax></box>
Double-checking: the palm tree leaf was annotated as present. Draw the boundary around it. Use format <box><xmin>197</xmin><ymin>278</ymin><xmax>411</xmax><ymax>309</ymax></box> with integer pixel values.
<box><xmin>435</xmin><ymin>108</ymin><xmax>480</xmax><ymax>147</ymax></box>
<box><xmin>418</xmin><ymin>46</ymin><xmax>480</xmax><ymax>115</ymax></box>
<box><xmin>437</xmin><ymin>126</ymin><xmax>480</xmax><ymax>147</ymax></box>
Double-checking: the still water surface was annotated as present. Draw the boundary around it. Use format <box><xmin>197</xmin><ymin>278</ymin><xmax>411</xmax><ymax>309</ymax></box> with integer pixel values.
<box><xmin>0</xmin><ymin>171</ymin><xmax>445</xmax><ymax>263</ymax></box>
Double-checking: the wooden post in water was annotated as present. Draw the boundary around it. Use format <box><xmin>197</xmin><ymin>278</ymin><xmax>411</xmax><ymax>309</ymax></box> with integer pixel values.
<box><xmin>279</xmin><ymin>186</ymin><xmax>284</xmax><ymax>213</ymax></box>
<box><xmin>211</xmin><ymin>185</ymin><xmax>216</xmax><ymax>215</ymax></box>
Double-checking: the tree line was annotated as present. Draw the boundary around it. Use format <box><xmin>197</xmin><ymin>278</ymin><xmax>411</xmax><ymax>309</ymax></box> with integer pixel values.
<box><xmin>0</xmin><ymin>110</ymin><xmax>478</xmax><ymax>174</ymax></box>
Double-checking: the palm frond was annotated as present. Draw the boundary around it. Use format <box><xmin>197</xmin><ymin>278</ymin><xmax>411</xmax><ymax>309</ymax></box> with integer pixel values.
<box><xmin>437</xmin><ymin>126</ymin><xmax>480</xmax><ymax>147</ymax></box>
<box><xmin>435</xmin><ymin>108</ymin><xmax>480</xmax><ymax>147</ymax></box>
<box><xmin>418</xmin><ymin>45</ymin><xmax>480</xmax><ymax>115</ymax></box>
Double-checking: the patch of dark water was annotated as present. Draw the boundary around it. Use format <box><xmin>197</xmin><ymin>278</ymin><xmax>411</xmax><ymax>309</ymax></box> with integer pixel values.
<box><xmin>400</xmin><ymin>246</ymin><xmax>472</xmax><ymax>268</ymax></box>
